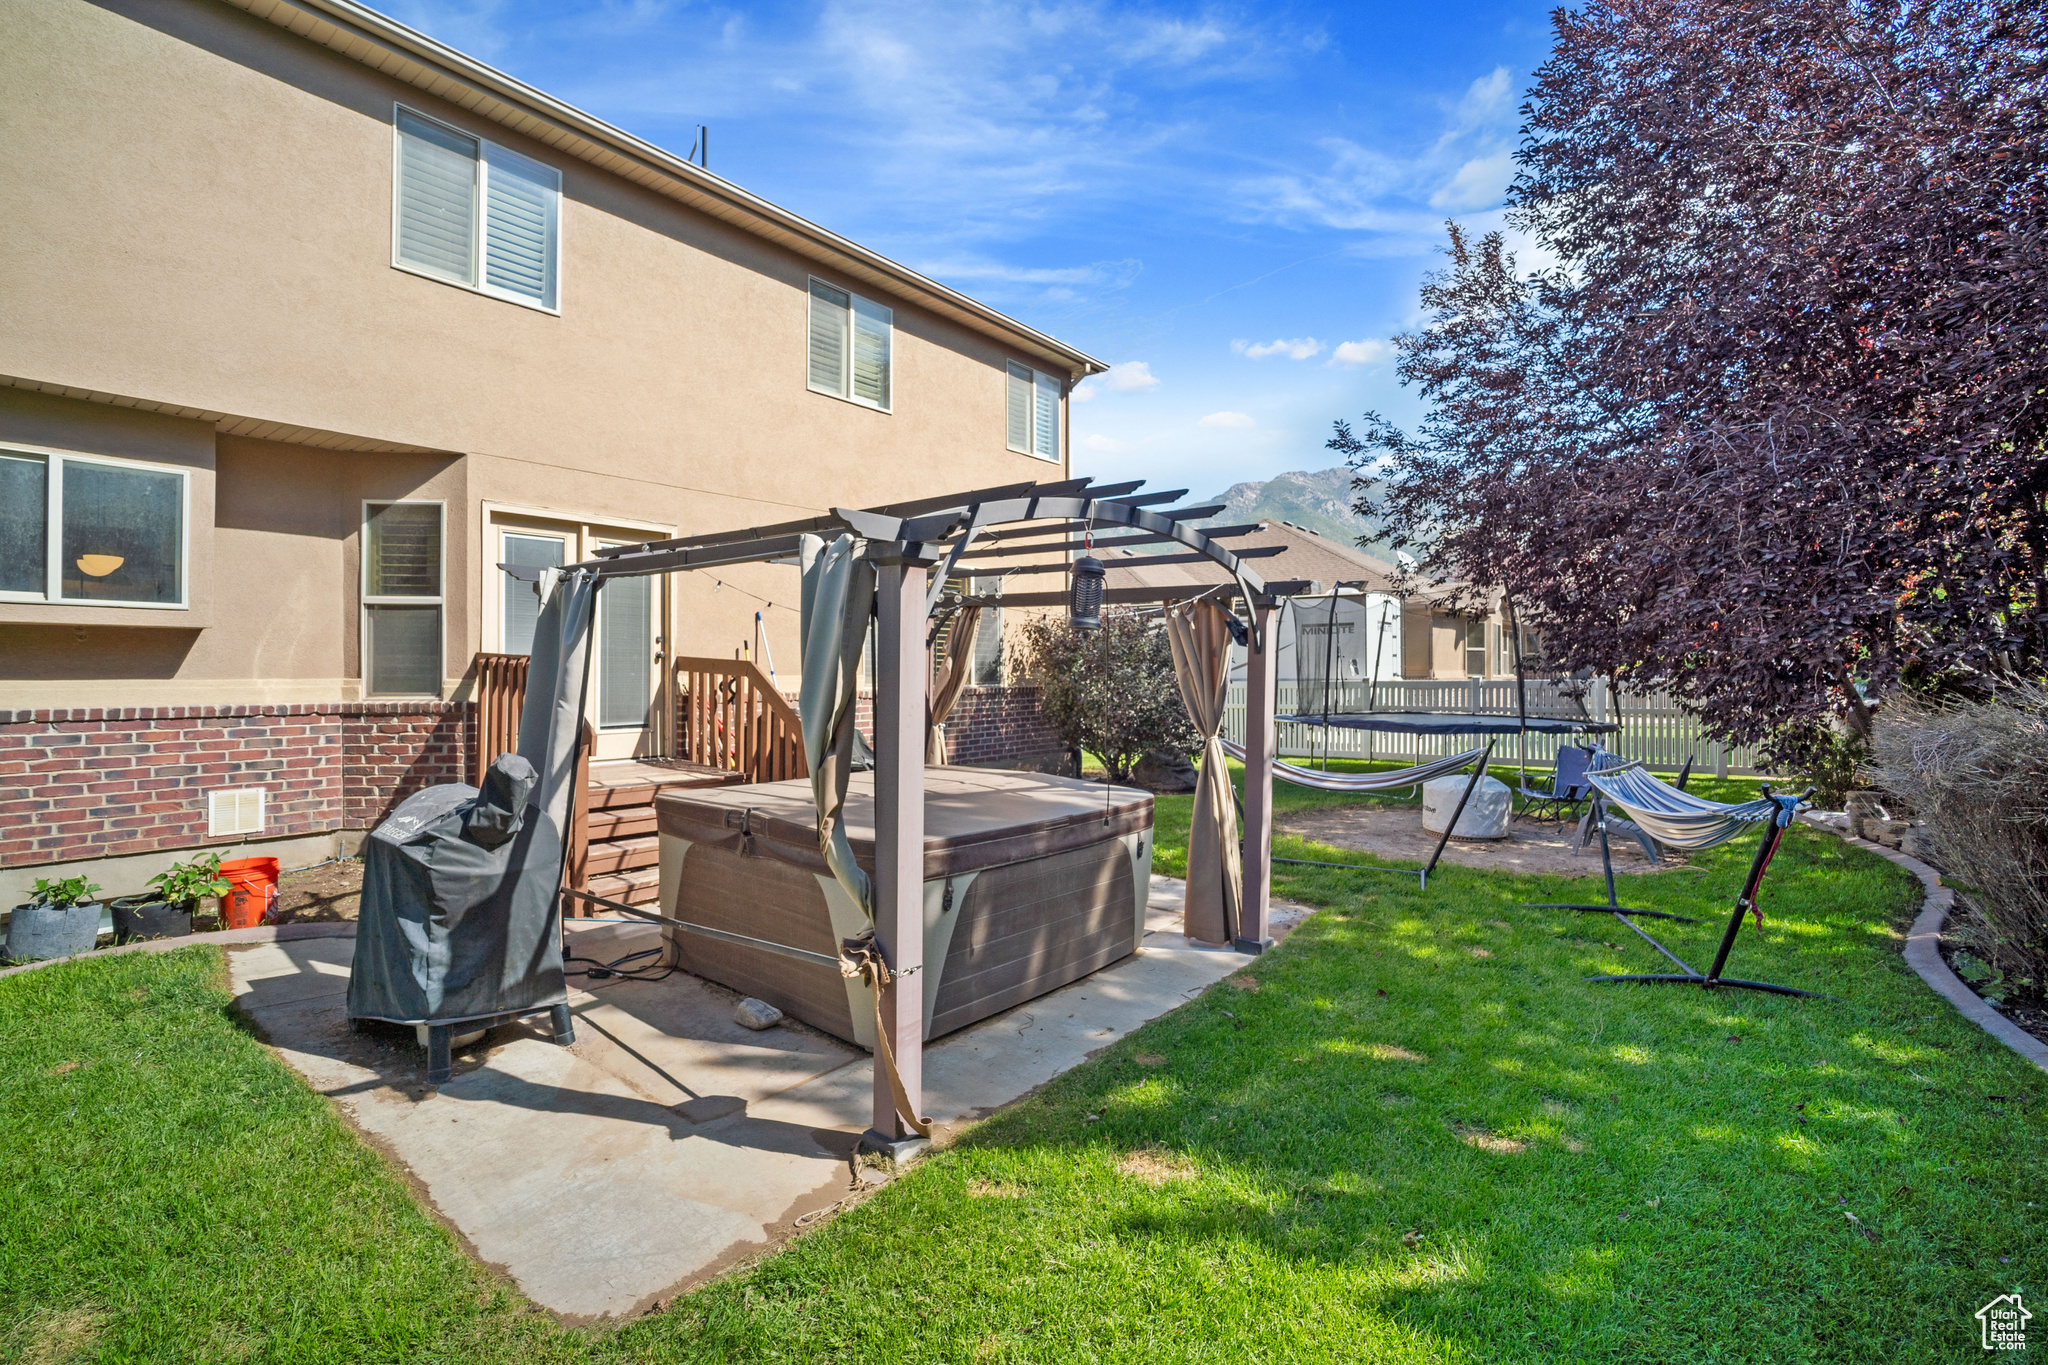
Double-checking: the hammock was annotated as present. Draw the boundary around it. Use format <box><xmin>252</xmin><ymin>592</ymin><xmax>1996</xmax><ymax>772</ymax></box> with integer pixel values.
<box><xmin>1220</xmin><ymin>740</ymin><xmax>1489</xmax><ymax>794</ymax></box>
<box><xmin>1585</xmin><ymin>758</ymin><xmax>1786</xmax><ymax>851</ymax></box>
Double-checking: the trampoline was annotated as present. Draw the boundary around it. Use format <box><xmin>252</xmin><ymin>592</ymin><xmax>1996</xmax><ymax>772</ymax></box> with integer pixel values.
<box><xmin>1277</xmin><ymin>710</ymin><xmax>1619</xmax><ymax>737</ymax></box>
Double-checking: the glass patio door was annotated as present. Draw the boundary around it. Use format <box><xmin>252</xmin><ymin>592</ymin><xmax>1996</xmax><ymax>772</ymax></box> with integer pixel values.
<box><xmin>488</xmin><ymin>517</ymin><xmax>665</xmax><ymax>761</ymax></box>
<box><xmin>592</xmin><ymin>542</ymin><xmax>660</xmax><ymax>759</ymax></box>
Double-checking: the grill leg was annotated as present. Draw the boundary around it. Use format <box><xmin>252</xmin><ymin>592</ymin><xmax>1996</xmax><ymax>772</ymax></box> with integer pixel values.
<box><xmin>425</xmin><ymin>1024</ymin><xmax>452</xmax><ymax>1086</ymax></box>
<box><xmin>549</xmin><ymin>1004</ymin><xmax>575</xmax><ymax>1046</ymax></box>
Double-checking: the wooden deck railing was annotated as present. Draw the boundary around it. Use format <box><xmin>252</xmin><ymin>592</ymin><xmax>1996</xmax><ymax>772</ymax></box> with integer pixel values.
<box><xmin>674</xmin><ymin>656</ymin><xmax>808</xmax><ymax>784</ymax></box>
<box><xmin>565</xmin><ymin>720</ymin><xmax>594</xmax><ymax>908</ymax></box>
<box><xmin>472</xmin><ymin>652</ymin><xmax>531</xmax><ymax>786</ymax></box>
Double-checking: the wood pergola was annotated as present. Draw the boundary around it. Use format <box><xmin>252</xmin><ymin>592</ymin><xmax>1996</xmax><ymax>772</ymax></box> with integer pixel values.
<box><xmin>537</xmin><ymin>476</ymin><xmax>1303</xmax><ymax>1157</ymax></box>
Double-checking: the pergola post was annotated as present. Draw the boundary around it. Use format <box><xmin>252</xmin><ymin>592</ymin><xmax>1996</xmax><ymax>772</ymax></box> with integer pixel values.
<box><xmin>1237</xmin><ymin>599</ymin><xmax>1279</xmax><ymax>954</ymax></box>
<box><xmin>864</xmin><ymin>557</ymin><xmax>929</xmax><ymax>1158</ymax></box>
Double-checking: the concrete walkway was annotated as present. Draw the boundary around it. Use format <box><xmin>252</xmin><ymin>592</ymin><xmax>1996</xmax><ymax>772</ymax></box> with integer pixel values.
<box><xmin>227</xmin><ymin>877</ymin><xmax>1309</xmax><ymax>1321</ymax></box>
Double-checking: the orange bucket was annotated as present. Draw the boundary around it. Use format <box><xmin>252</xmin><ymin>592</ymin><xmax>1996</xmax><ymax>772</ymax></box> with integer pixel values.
<box><xmin>218</xmin><ymin>856</ymin><xmax>281</xmax><ymax>929</ymax></box>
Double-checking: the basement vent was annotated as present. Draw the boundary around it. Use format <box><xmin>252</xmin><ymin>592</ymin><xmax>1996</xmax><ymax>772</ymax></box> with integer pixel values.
<box><xmin>208</xmin><ymin>787</ymin><xmax>267</xmax><ymax>838</ymax></box>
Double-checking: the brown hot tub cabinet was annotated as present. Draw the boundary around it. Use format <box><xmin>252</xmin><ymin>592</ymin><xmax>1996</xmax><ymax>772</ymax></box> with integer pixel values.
<box><xmin>656</xmin><ymin>770</ymin><xmax>1153</xmax><ymax>1047</ymax></box>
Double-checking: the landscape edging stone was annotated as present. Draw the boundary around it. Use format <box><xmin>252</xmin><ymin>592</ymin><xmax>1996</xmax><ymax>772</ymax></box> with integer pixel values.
<box><xmin>1828</xmin><ymin>828</ymin><xmax>2048</xmax><ymax>1075</ymax></box>
<box><xmin>0</xmin><ymin>922</ymin><xmax>358</xmax><ymax>981</ymax></box>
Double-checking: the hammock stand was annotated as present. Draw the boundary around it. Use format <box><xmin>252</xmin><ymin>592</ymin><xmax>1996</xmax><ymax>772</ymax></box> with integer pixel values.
<box><xmin>1549</xmin><ymin>760</ymin><xmax>1823</xmax><ymax>998</ymax></box>
<box><xmin>1223</xmin><ymin>738</ymin><xmax>1495</xmax><ymax>888</ymax></box>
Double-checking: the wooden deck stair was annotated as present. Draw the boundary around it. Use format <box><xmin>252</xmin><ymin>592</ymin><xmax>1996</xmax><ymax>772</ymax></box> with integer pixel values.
<box><xmin>574</xmin><ymin>758</ymin><xmax>741</xmax><ymax>910</ymax></box>
<box><xmin>470</xmin><ymin>651</ymin><xmax>798</xmax><ymax>916</ymax></box>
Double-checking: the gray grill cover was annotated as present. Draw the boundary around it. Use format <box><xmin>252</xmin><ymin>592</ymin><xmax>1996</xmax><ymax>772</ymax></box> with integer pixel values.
<box><xmin>347</xmin><ymin>567</ymin><xmax>596</xmax><ymax>1027</ymax></box>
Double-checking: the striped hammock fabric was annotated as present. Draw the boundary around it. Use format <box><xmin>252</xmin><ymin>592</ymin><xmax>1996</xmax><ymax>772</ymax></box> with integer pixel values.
<box><xmin>1220</xmin><ymin>740</ymin><xmax>1489</xmax><ymax>794</ymax></box>
<box><xmin>1585</xmin><ymin>758</ymin><xmax>1789</xmax><ymax>850</ymax></box>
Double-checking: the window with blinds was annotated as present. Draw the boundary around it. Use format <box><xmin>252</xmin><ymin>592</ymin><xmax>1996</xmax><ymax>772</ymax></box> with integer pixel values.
<box><xmin>394</xmin><ymin>107</ymin><xmax>559</xmax><ymax>311</ymax></box>
<box><xmin>808</xmin><ymin>278</ymin><xmax>892</xmax><ymax>411</ymax></box>
<box><xmin>1005</xmin><ymin>361</ymin><xmax>1062</xmax><ymax>461</ymax></box>
<box><xmin>363</xmin><ymin>501</ymin><xmax>443</xmax><ymax>697</ymax></box>
<box><xmin>597</xmin><ymin>570</ymin><xmax>653</xmax><ymax>728</ymax></box>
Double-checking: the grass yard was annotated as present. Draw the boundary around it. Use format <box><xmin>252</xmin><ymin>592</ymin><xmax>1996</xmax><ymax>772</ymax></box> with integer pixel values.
<box><xmin>4</xmin><ymin>764</ymin><xmax>2042</xmax><ymax>1363</ymax></box>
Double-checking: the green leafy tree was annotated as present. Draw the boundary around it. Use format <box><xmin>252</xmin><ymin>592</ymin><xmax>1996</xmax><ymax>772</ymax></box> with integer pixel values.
<box><xmin>1014</xmin><ymin>609</ymin><xmax>1198</xmax><ymax>783</ymax></box>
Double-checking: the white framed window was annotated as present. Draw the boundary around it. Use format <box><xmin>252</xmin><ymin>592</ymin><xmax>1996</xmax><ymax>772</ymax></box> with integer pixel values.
<box><xmin>0</xmin><ymin>445</ymin><xmax>189</xmax><ymax>608</ymax></box>
<box><xmin>970</xmin><ymin>575</ymin><xmax>1004</xmax><ymax>685</ymax></box>
<box><xmin>1005</xmin><ymin>361</ymin><xmax>1061</xmax><ymax>460</ymax></box>
<box><xmin>362</xmin><ymin>501</ymin><xmax>445</xmax><ymax>697</ymax></box>
<box><xmin>1464</xmin><ymin>618</ymin><xmax>1489</xmax><ymax>678</ymax></box>
<box><xmin>808</xmin><ymin>278</ymin><xmax>892</xmax><ymax>411</ymax></box>
<box><xmin>393</xmin><ymin>105</ymin><xmax>561</xmax><ymax>312</ymax></box>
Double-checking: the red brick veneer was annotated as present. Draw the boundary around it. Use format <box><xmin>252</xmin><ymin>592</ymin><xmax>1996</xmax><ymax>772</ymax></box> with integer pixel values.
<box><xmin>0</xmin><ymin>703</ymin><xmax>473</xmax><ymax>868</ymax></box>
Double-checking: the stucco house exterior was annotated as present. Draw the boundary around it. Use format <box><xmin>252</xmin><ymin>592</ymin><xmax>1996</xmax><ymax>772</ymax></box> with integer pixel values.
<box><xmin>1</xmin><ymin>0</ymin><xmax>1102</xmax><ymax>900</ymax></box>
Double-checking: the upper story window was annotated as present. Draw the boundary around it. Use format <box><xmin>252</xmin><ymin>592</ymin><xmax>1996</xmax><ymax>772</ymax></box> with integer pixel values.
<box><xmin>362</xmin><ymin>501</ymin><xmax>444</xmax><ymax>697</ymax></box>
<box><xmin>1006</xmin><ymin>362</ymin><xmax>1061</xmax><ymax>461</ymax></box>
<box><xmin>393</xmin><ymin>107</ymin><xmax>560</xmax><ymax>312</ymax></box>
<box><xmin>808</xmin><ymin>278</ymin><xmax>892</xmax><ymax>411</ymax></box>
<box><xmin>0</xmin><ymin>447</ymin><xmax>186</xmax><ymax>608</ymax></box>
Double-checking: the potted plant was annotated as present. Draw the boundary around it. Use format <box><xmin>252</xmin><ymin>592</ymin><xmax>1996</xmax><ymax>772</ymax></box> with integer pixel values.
<box><xmin>111</xmin><ymin>853</ymin><xmax>230</xmax><ymax>944</ymax></box>
<box><xmin>5</xmin><ymin>875</ymin><xmax>105</xmax><ymax>963</ymax></box>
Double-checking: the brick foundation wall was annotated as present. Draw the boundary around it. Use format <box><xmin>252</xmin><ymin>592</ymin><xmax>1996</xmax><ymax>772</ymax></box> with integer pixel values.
<box><xmin>0</xmin><ymin>703</ymin><xmax>473</xmax><ymax>869</ymax></box>
<box><xmin>940</xmin><ymin>685</ymin><xmax>1064</xmax><ymax>766</ymax></box>
<box><xmin>802</xmin><ymin>686</ymin><xmax>1062</xmax><ymax>768</ymax></box>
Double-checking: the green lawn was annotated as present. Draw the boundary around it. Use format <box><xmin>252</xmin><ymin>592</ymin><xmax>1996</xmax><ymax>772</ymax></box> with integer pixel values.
<box><xmin>4</xmin><ymin>770</ymin><xmax>2042</xmax><ymax>1363</ymax></box>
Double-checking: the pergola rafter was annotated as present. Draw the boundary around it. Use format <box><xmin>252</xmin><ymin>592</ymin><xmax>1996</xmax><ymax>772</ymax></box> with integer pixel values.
<box><xmin>510</xmin><ymin>475</ymin><xmax>1286</xmax><ymax>1159</ymax></box>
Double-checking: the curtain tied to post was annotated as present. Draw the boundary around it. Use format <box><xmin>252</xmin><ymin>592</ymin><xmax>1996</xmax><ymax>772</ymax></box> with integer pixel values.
<box><xmin>798</xmin><ymin>534</ymin><xmax>876</xmax><ymax>919</ymax></box>
<box><xmin>1166</xmin><ymin>599</ymin><xmax>1243</xmax><ymax>945</ymax></box>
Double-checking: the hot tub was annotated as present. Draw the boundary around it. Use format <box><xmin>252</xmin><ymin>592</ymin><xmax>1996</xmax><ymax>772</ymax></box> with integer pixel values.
<box><xmin>655</xmin><ymin>769</ymin><xmax>1153</xmax><ymax>1048</ymax></box>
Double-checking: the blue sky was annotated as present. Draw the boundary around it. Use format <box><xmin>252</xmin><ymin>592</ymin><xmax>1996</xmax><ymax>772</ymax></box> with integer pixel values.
<box><xmin>385</xmin><ymin>0</ymin><xmax>1558</xmax><ymax>496</ymax></box>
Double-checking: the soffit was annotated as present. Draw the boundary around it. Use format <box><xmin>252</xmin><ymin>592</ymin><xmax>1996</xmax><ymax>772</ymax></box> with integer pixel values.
<box><xmin>217</xmin><ymin>0</ymin><xmax>1108</xmax><ymax>381</ymax></box>
<box><xmin>0</xmin><ymin>375</ymin><xmax>451</xmax><ymax>454</ymax></box>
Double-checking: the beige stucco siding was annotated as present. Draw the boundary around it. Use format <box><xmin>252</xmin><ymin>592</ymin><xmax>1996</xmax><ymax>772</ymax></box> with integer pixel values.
<box><xmin>0</xmin><ymin>0</ymin><xmax>1067</xmax><ymax>704</ymax></box>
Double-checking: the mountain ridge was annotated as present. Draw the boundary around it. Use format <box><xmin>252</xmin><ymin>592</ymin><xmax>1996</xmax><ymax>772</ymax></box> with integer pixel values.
<box><xmin>1191</xmin><ymin>466</ymin><xmax>1386</xmax><ymax>550</ymax></box>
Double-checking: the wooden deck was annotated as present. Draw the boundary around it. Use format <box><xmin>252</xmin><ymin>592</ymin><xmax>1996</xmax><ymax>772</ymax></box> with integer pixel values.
<box><xmin>574</xmin><ymin>758</ymin><xmax>742</xmax><ymax>911</ymax></box>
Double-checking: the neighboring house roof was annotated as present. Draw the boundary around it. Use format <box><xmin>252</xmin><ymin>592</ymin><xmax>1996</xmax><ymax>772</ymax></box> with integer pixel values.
<box><xmin>1101</xmin><ymin>520</ymin><xmax>1406</xmax><ymax>596</ymax></box>
<box><xmin>218</xmin><ymin>0</ymin><xmax>1107</xmax><ymax>381</ymax></box>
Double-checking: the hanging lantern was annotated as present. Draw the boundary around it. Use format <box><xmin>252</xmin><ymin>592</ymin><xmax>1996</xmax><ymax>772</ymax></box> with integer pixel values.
<box><xmin>1069</xmin><ymin>555</ymin><xmax>1105</xmax><ymax>631</ymax></box>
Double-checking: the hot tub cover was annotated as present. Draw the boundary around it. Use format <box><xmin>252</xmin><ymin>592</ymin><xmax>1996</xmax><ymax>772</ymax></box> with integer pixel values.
<box><xmin>658</xmin><ymin>768</ymin><xmax>1152</xmax><ymax>878</ymax></box>
<box><xmin>347</xmin><ymin>568</ymin><xmax>595</xmax><ymax>1027</ymax></box>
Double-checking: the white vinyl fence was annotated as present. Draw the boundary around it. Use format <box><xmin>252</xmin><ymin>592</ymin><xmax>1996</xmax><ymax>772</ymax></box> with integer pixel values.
<box><xmin>1223</xmin><ymin>678</ymin><xmax>1769</xmax><ymax>777</ymax></box>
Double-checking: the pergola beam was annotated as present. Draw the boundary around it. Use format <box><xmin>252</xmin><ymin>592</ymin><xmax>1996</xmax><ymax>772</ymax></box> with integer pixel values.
<box><xmin>509</xmin><ymin>474</ymin><xmax>1288</xmax><ymax>1163</ymax></box>
<box><xmin>951</xmin><ymin>546</ymin><xmax>1288</xmax><ymax>575</ymax></box>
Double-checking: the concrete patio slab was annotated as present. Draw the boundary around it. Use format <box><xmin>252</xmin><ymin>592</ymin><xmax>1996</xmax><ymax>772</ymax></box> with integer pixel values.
<box><xmin>226</xmin><ymin>875</ymin><xmax>1311</xmax><ymax>1320</ymax></box>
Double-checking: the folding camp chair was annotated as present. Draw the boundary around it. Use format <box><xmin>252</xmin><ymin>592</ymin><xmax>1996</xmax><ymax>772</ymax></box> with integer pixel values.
<box><xmin>1517</xmin><ymin>744</ymin><xmax>1593</xmax><ymax>825</ymax></box>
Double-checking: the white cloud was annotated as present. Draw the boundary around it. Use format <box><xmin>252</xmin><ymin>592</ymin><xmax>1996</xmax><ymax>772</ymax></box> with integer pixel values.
<box><xmin>1329</xmin><ymin>338</ymin><xmax>1392</xmax><ymax>367</ymax></box>
<box><xmin>1083</xmin><ymin>433</ymin><xmax>1132</xmax><ymax>453</ymax></box>
<box><xmin>1232</xmin><ymin>62</ymin><xmax>1522</xmax><ymax>241</ymax></box>
<box><xmin>1102</xmin><ymin>361</ymin><xmax>1161</xmax><ymax>394</ymax></box>
<box><xmin>1429</xmin><ymin>150</ymin><xmax>1514</xmax><ymax>211</ymax></box>
<box><xmin>1198</xmin><ymin>411</ymin><xmax>1256</xmax><ymax>429</ymax></box>
<box><xmin>1233</xmin><ymin>337</ymin><xmax>1323</xmax><ymax>360</ymax></box>
<box><xmin>1454</xmin><ymin>66</ymin><xmax>1513</xmax><ymax>128</ymax></box>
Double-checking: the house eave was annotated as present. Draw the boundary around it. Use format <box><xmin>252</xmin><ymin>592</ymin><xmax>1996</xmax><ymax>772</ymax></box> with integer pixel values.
<box><xmin>216</xmin><ymin>0</ymin><xmax>1109</xmax><ymax>382</ymax></box>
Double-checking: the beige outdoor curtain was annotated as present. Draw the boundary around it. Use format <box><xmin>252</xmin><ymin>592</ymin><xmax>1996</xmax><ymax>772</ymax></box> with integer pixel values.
<box><xmin>925</xmin><ymin>606</ymin><xmax>983</xmax><ymax>764</ymax></box>
<box><xmin>798</xmin><ymin>533</ymin><xmax>877</xmax><ymax>918</ymax></box>
<box><xmin>1167</xmin><ymin>600</ymin><xmax>1242</xmax><ymax>945</ymax></box>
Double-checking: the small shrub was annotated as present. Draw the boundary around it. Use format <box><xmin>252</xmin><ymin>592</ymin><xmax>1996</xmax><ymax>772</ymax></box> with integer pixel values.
<box><xmin>1871</xmin><ymin>685</ymin><xmax>2048</xmax><ymax>1000</ymax></box>
<box><xmin>30</xmin><ymin>875</ymin><xmax>102</xmax><ymax>909</ymax></box>
<box><xmin>1012</xmin><ymin>609</ymin><xmax>1199</xmax><ymax>783</ymax></box>
<box><xmin>1768</xmin><ymin>720</ymin><xmax>1867</xmax><ymax>809</ymax></box>
<box><xmin>148</xmin><ymin>852</ymin><xmax>231</xmax><ymax>907</ymax></box>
